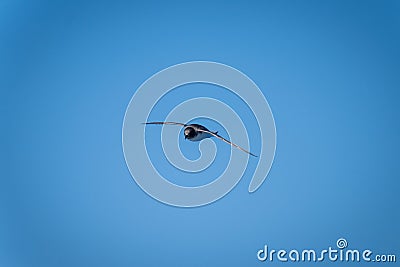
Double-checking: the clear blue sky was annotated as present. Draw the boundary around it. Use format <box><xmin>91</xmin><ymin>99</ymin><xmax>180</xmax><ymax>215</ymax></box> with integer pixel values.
<box><xmin>1</xmin><ymin>1</ymin><xmax>399</xmax><ymax>266</ymax></box>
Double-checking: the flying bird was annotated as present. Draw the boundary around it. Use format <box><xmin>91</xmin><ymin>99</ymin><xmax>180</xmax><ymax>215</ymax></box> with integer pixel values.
<box><xmin>143</xmin><ymin>121</ymin><xmax>257</xmax><ymax>157</ymax></box>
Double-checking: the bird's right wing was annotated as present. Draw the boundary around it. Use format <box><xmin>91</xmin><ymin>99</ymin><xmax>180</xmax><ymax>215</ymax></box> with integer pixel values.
<box><xmin>197</xmin><ymin>129</ymin><xmax>258</xmax><ymax>157</ymax></box>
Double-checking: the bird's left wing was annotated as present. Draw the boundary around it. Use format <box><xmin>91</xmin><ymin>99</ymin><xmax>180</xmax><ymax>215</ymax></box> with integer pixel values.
<box><xmin>143</xmin><ymin>122</ymin><xmax>187</xmax><ymax>127</ymax></box>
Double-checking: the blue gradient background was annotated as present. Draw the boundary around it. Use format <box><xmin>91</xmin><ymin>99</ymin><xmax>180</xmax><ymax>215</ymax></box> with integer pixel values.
<box><xmin>1</xmin><ymin>1</ymin><xmax>399</xmax><ymax>266</ymax></box>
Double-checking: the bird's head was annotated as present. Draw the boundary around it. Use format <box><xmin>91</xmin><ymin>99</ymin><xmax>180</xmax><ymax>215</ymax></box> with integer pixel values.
<box><xmin>184</xmin><ymin>127</ymin><xmax>196</xmax><ymax>139</ymax></box>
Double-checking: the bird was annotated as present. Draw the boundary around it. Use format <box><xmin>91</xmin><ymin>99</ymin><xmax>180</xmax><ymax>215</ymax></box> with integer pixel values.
<box><xmin>143</xmin><ymin>121</ymin><xmax>257</xmax><ymax>157</ymax></box>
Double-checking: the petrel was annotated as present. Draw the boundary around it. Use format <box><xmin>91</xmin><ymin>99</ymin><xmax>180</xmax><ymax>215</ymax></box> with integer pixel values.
<box><xmin>144</xmin><ymin>121</ymin><xmax>257</xmax><ymax>157</ymax></box>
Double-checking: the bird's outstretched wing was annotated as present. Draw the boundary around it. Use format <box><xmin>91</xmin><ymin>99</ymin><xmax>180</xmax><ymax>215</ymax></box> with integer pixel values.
<box><xmin>143</xmin><ymin>121</ymin><xmax>187</xmax><ymax>127</ymax></box>
<box><xmin>197</xmin><ymin>129</ymin><xmax>258</xmax><ymax>157</ymax></box>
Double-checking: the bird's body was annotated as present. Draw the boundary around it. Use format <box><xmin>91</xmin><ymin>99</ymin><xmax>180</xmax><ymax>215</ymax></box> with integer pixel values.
<box><xmin>183</xmin><ymin>124</ymin><xmax>214</xmax><ymax>141</ymax></box>
<box><xmin>144</xmin><ymin>121</ymin><xmax>257</xmax><ymax>157</ymax></box>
